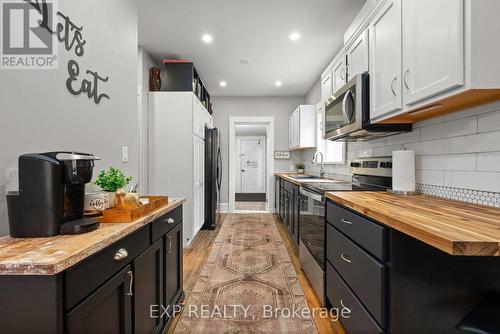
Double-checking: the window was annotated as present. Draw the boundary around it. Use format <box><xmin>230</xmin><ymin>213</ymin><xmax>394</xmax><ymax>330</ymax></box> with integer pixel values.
<box><xmin>316</xmin><ymin>104</ymin><xmax>346</xmax><ymax>164</ymax></box>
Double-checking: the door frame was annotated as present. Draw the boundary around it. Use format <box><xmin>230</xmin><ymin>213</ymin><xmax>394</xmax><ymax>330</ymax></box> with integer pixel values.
<box><xmin>229</xmin><ymin>117</ymin><xmax>275</xmax><ymax>213</ymax></box>
<box><xmin>236</xmin><ymin>135</ymin><xmax>267</xmax><ymax>194</ymax></box>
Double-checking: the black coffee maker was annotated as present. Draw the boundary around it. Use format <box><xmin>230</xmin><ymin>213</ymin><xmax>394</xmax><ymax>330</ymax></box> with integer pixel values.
<box><xmin>7</xmin><ymin>152</ymin><xmax>101</xmax><ymax>238</ymax></box>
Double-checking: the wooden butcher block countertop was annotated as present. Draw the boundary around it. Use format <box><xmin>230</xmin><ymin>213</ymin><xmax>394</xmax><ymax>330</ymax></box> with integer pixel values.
<box><xmin>0</xmin><ymin>198</ymin><xmax>185</xmax><ymax>275</ymax></box>
<box><xmin>326</xmin><ymin>192</ymin><xmax>500</xmax><ymax>256</ymax></box>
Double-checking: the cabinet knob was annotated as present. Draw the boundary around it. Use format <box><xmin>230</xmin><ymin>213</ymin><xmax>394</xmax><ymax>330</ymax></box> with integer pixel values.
<box><xmin>165</xmin><ymin>218</ymin><xmax>175</xmax><ymax>224</ymax></box>
<box><xmin>114</xmin><ymin>248</ymin><xmax>128</xmax><ymax>261</ymax></box>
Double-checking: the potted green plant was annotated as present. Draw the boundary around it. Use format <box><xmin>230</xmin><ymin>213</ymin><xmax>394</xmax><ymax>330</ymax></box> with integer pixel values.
<box><xmin>296</xmin><ymin>163</ymin><xmax>305</xmax><ymax>174</ymax></box>
<box><xmin>94</xmin><ymin>167</ymin><xmax>133</xmax><ymax>208</ymax></box>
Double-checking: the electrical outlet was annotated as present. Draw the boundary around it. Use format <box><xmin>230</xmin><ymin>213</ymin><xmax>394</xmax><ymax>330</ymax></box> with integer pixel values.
<box><xmin>122</xmin><ymin>146</ymin><xmax>129</xmax><ymax>162</ymax></box>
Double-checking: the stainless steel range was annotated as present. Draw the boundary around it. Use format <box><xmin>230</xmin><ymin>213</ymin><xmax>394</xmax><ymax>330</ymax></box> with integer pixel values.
<box><xmin>299</xmin><ymin>157</ymin><xmax>392</xmax><ymax>305</ymax></box>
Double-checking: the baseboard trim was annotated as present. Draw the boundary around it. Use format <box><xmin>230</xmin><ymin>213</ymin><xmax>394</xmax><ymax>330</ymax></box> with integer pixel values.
<box><xmin>218</xmin><ymin>203</ymin><xmax>229</xmax><ymax>213</ymax></box>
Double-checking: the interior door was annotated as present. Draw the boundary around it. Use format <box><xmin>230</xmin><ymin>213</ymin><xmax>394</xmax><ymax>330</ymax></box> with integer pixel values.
<box><xmin>403</xmin><ymin>0</ymin><xmax>464</xmax><ymax>106</ymax></box>
<box><xmin>240</xmin><ymin>138</ymin><xmax>266</xmax><ymax>193</ymax></box>
<box><xmin>369</xmin><ymin>0</ymin><xmax>403</xmax><ymax>120</ymax></box>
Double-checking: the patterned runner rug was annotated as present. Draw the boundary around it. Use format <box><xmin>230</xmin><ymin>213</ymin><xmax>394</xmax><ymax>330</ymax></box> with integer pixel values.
<box><xmin>174</xmin><ymin>213</ymin><xmax>318</xmax><ymax>334</ymax></box>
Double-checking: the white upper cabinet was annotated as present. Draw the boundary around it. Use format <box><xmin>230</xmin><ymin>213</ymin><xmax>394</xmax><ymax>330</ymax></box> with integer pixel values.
<box><xmin>402</xmin><ymin>0</ymin><xmax>464</xmax><ymax>106</ymax></box>
<box><xmin>193</xmin><ymin>96</ymin><xmax>213</xmax><ymax>138</ymax></box>
<box><xmin>288</xmin><ymin>105</ymin><xmax>316</xmax><ymax>150</ymax></box>
<box><xmin>346</xmin><ymin>29</ymin><xmax>369</xmax><ymax>80</ymax></box>
<box><xmin>332</xmin><ymin>55</ymin><xmax>347</xmax><ymax>95</ymax></box>
<box><xmin>321</xmin><ymin>71</ymin><xmax>333</xmax><ymax>102</ymax></box>
<box><xmin>369</xmin><ymin>0</ymin><xmax>403</xmax><ymax>119</ymax></box>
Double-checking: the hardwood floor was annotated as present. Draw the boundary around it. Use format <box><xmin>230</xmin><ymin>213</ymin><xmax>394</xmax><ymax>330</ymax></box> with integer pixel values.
<box><xmin>274</xmin><ymin>214</ymin><xmax>346</xmax><ymax>334</ymax></box>
<box><xmin>167</xmin><ymin>213</ymin><xmax>345</xmax><ymax>334</ymax></box>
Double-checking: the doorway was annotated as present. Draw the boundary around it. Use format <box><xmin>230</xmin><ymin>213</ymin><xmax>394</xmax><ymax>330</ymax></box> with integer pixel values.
<box><xmin>235</xmin><ymin>135</ymin><xmax>267</xmax><ymax>211</ymax></box>
<box><xmin>229</xmin><ymin>117</ymin><xmax>274</xmax><ymax>213</ymax></box>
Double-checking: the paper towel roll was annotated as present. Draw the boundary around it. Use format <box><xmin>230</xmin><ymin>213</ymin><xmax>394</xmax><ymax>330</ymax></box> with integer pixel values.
<box><xmin>392</xmin><ymin>150</ymin><xmax>416</xmax><ymax>192</ymax></box>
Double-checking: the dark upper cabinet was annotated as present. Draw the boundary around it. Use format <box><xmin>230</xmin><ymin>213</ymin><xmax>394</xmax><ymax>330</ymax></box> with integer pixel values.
<box><xmin>133</xmin><ymin>239</ymin><xmax>164</xmax><ymax>334</ymax></box>
<box><xmin>164</xmin><ymin>222</ymin><xmax>183</xmax><ymax>310</ymax></box>
<box><xmin>66</xmin><ymin>265</ymin><xmax>133</xmax><ymax>334</ymax></box>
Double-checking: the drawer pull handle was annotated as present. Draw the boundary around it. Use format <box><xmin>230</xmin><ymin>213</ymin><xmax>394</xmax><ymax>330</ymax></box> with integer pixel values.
<box><xmin>340</xmin><ymin>218</ymin><xmax>353</xmax><ymax>225</ymax></box>
<box><xmin>167</xmin><ymin>235</ymin><xmax>173</xmax><ymax>254</ymax></box>
<box><xmin>165</xmin><ymin>218</ymin><xmax>175</xmax><ymax>224</ymax></box>
<box><xmin>114</xmin><ymin>248</ymin><xmax>128</xmax><ymax>261</ymax></box>
<box><xmin>341</xmin><ymin>253</ymin><xmax>352</xmax><ymax>263</ymax></box>
<box><xmin>340</xmin><ymin>299</ymin><xmax>350</xmax><ymax>311</ymax></box>
<box><xmin>126</xmin><ymin>270</ymin><xmax>133</xmax><ymax>296</ymax></box>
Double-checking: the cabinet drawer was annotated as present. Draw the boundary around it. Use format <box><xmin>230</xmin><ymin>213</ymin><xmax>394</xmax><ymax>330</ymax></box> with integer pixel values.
<box><xmin>326</xmin><ymin>262</ymin><xmax>384</xmax><ymax>334</ymax></box>
<box><xmin>327</xmin><ymin>224</ymin><xmax>386</xmax><ymax>327</ymax></box>
<box><xmin>327</xmin><ymin>201</ymin><xmax>386</xmax><ymax>260</ymax></box>
<box><xmin>151</xmin><ymin>206</ymin><xmax>182</xmax><ymax>242</ymax></box>
<box><xmin>65</xmin><ymin>226</ymin><xmax>150</xmax><ymax>310</ymax></box>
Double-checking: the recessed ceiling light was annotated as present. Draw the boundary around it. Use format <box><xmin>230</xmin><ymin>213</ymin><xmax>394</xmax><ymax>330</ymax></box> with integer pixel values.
<box><xmin>275</xmin><ymin>81</ymin><xmax>283</xmax><ymax>87</ymax></box>
<box><xmin>289</xmin><ymin>32</ymin><xmax>301</xmax><ymax>41</ymax></box>
<box><xmin>219</xmin><ymin>81</ymin><xmax>227</xmax><ymax>87</ymax></box>
<box><xmin>202</xmin><ymin>34</ymin><xmax>213</xmax><ymax>44</ymax></box>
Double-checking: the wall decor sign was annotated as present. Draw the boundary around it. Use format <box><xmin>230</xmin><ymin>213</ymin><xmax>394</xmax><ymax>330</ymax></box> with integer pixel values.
<box><xmin>23</xmin><ymin>0</ymin><xmax>110</xmax><ymax>104</ymax></box>
<box><xmin>274</xmin><ymin>151</ymin><xmax>291</xmax><ymax>160</ymax></box>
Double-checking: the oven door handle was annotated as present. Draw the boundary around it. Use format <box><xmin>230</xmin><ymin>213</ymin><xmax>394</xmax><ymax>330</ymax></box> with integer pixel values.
<box><xmin>300</xmin><ymin>187</ymin><xmax>324</xmax><ymax>203</ymax></box>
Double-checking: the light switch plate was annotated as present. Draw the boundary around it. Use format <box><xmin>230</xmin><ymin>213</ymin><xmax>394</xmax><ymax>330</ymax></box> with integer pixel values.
<box><xmin>122</xmin><ymin>146</ymin><xmax>129</xmax><ymax>162</ymax></box>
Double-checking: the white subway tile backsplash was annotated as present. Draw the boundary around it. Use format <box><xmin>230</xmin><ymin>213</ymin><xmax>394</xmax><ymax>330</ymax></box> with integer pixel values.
<box><xmin>443</xmin><ymin>131</ymin><xmax>500</xmax><ymax>154</ymax></box>
<box><xmin>306</xmin><ymin>106</ymin><xmax>500</xmax><ymax>206</ymax></box>
<box><xmin>478</xmin><ymin>110</ymin><xmax>500</xmax><ymax>133</ymax></box>
<box><xmin>413</xmin><ymin>116</ymin><xmax>445</xmax><ymax>128</ymax></box>
<box><xmin>444</xmin><ymin>171</ymin><xmax>500</xmax><ymax>192</ymax></box>
<box><xmin>416</xmin><ymin>170</ymin><xmax>444</xmax><ymax>186</ymax></box>
<box><xmin>386</xmin><ymin>129</ymin><xmax>421</xmax><ymax>146</ymax></box>
<box><xmin>420</xmin><ymin>117</ymin><xmax>477</xmax><ymax>141</ymax></box>
<box><xmin>416</xmin><ymin>154</ymin><xmax>476</xmax><ymax>171</ymax></box>
<box><xmin>477</xmin><ymin>152</ymin><xmax>500</xmax><ymax>172</ymax></box>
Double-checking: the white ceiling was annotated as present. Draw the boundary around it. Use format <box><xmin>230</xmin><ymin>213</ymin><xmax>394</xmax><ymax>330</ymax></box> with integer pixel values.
<box><xmin>138</xmin><ymin>0</ymin><xmax>366</xmax><ymax>96</ymax></box>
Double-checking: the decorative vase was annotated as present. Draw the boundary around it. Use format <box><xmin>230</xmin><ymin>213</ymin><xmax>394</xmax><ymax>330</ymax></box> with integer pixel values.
<box><xmin>149</xmin><ymin>67</ymin><xmax>162</xmax><ymax>91</ymax></box>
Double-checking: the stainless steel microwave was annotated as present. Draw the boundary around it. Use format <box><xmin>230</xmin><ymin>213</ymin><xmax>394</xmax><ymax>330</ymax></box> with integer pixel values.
<box><xmin>323</xmin><ymin>72</ymin><xmax>412</xmax><ymax>141</ymax></box>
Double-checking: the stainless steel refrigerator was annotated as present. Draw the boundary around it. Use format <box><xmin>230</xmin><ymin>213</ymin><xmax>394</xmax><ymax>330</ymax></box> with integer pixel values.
<box><xmin>204</xmin><ymin>127</ymin><xmax>221</xmax><ymax>229</ymax></box>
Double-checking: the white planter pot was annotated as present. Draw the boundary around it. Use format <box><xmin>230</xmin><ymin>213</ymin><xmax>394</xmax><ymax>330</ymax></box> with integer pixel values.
<box><xmin>85</xmin><ymin>191</ymin><xmax>111</xmax><ymax>211</ymax></box>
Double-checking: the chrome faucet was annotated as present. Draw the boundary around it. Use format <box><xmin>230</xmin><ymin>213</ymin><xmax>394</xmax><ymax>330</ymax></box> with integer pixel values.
<box><xmin>312</xmin><ymin>151</ymin><xmax>325</xmax><ymax>178</ymax></box>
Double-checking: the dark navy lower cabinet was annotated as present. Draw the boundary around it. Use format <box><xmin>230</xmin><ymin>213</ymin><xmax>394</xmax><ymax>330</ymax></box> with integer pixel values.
<box><xmin>0</xmin><ymin>206</ymin><xmax>184</xmax><ymax>334</ymax></box>
<box><xmin>326</xmin><ymin>200</ymin><xmax>500</xmax><ymax>333</ymax></box>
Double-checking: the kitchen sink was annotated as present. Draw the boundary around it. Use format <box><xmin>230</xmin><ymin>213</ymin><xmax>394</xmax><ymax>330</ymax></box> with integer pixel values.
<box><xmin>290</xmin><ymin>175</ymin><xmax>322</xmax><ymax>180</ymax></box>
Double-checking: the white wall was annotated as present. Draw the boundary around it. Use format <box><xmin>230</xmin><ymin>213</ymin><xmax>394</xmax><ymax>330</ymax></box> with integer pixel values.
<box><xmin>0</xmin><ymin>0</ymin><xmax>138</xmax><ymax>235</ymax></box>
<box><xmin>212</xmin><ymin>96</ymin><xmax>304</xmax><ymax>203</ymax></box>
<box><xmin>137</xmin><ymin>47</ymin><xmax>159</xmax><ymax>195</ymax></box>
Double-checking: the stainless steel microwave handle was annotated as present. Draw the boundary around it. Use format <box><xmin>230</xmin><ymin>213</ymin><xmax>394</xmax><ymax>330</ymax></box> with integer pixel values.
<box><xmin>341</xmin><ymin>90</ymin><xmax>353</xmax><ymax>122</ymax></box>
<box><xmin>300</xmin><ymin>187</ymin><xmax>324</xmax><ymax>203</ymax></box>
